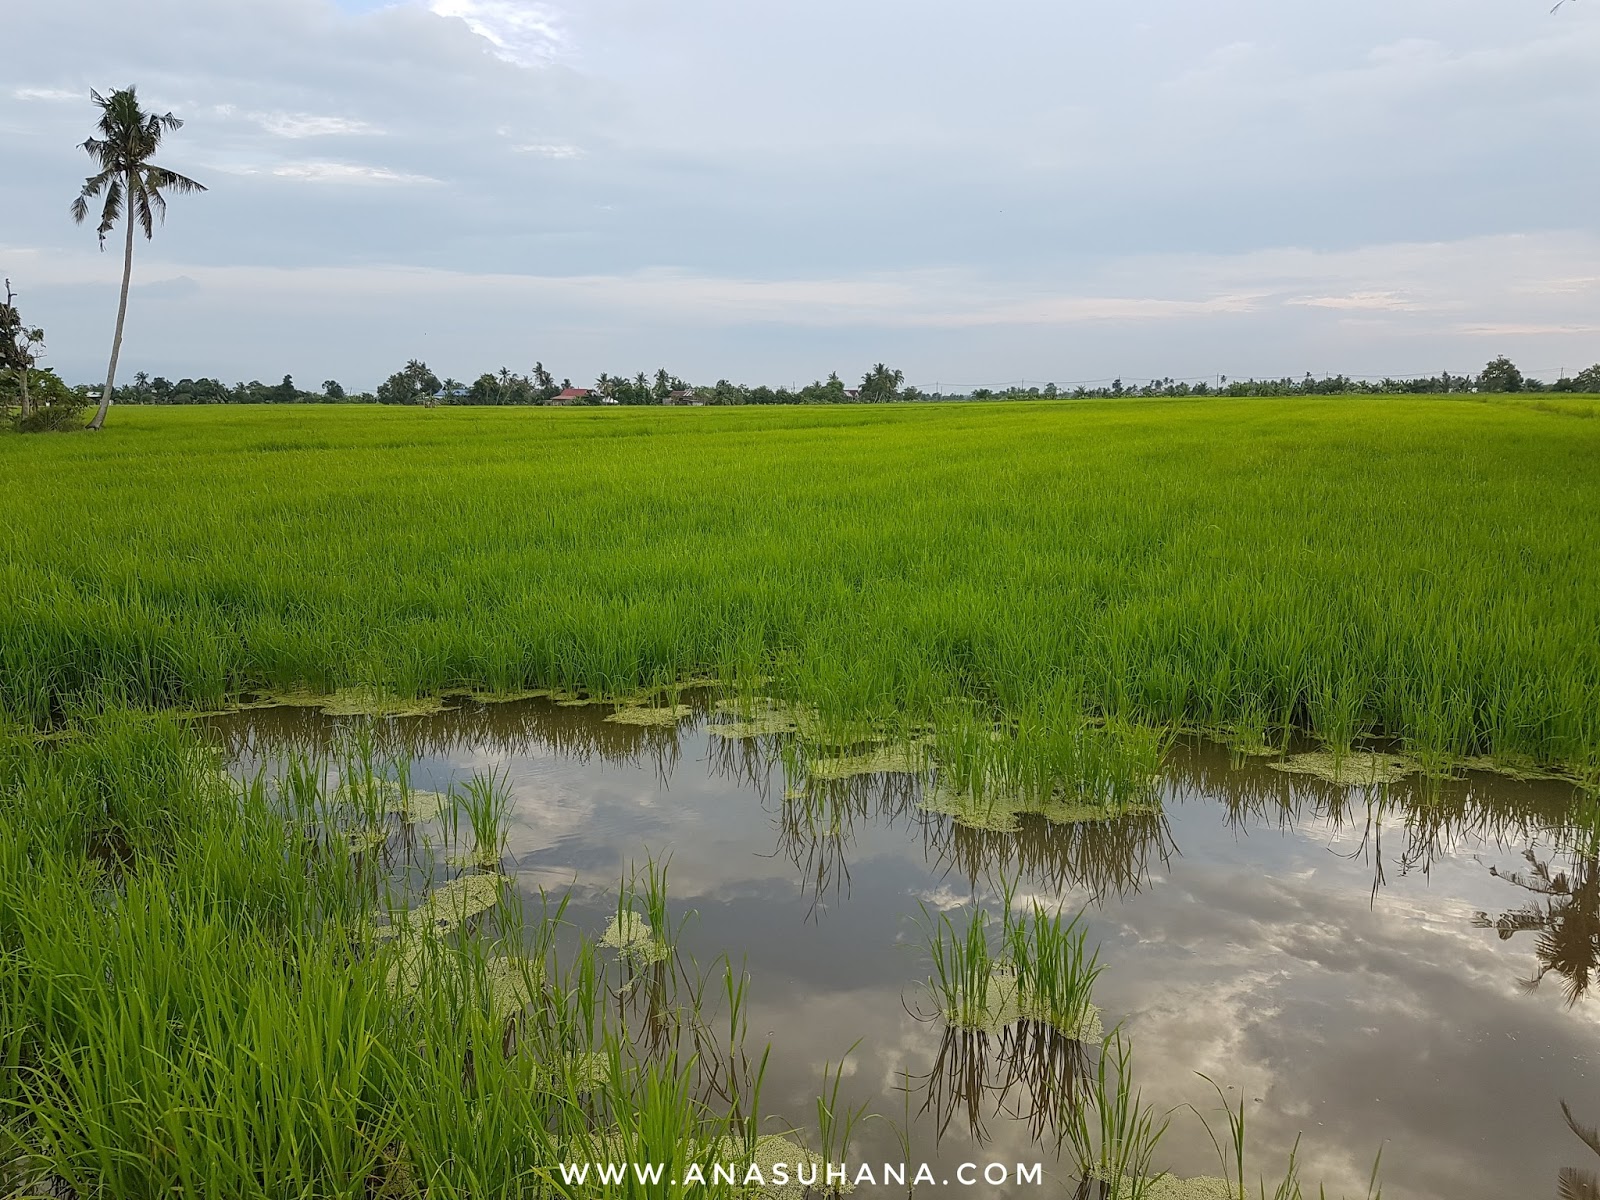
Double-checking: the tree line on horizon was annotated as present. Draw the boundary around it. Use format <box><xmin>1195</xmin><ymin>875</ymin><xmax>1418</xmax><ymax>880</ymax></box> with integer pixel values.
<box><xmin>7</xmin><ymin>355</ymin><xmax>1600</xmax><ymax>419</ymax></box>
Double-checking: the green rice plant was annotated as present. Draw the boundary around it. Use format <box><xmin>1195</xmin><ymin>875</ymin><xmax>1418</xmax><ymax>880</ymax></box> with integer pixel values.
<box><xmin>1063</xmin><ymin>1032</ymin><xmax>1171</xmax><ymax>1200</ymax></box>
<box><xmin>0</xmin><ymin>713</ymin><xmax>844</xmax><ymax>1199</ymax></box>
<box><xmin>926</xmin><ymin>692</ymin><xmax>1169</xmax><ymax>832</ymax></box>
<box><xmin>2</xmin><ymin>399</ymin><xmax>1597</xmax><ymax>771</ymax></box>
<box><xmin>459</xmin><ymin>769</ymin><xmax>509</xmax><ymax>863</ymax></box>
<box><xmin>1005</xmin><ymin>904</ymin><xmax>1105</xmax><ymax>1036</ymax></box>
<box><xmin>921</xmin><ymin>902</ymin><xmax>999</xmax><ymax>1029</ymax></box>
<box><xmin>815</xmin><ymin>1043</ymin><xmax>872</xmax><ymax>1196</ymax></box>
<box><xmin>1185</xmin><ymin>1074</ymin><xmax>1384</xmax><ymax>1200</ymax></box>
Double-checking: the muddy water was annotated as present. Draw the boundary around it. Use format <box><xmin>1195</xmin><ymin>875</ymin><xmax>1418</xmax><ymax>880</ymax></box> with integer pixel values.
<box><xmin>207</xmin><ymin>698</ymin><xmax>1599</xmax><ymax>1200</ymax></box>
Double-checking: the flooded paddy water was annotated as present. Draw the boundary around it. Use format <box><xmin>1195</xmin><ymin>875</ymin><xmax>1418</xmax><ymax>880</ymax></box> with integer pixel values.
<box><xmin>206</xmin><ymin>695</ymin><xmax>1599</xmax><ymax>1200</ymax></box>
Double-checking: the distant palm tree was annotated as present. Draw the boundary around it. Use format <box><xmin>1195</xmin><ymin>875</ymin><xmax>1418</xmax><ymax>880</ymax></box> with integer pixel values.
<box><xmin>71</xmin><ymin>86</ymin><xmax>205</xmax><ymax>431</ymax></box>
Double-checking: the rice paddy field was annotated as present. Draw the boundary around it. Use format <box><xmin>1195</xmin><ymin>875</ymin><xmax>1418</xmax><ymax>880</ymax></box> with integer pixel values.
<box><xmin>4</xmin><ymin>397</ymin><xmax>1599</xmax><ymax>772</ymax></box>
<box><xmin>3</xmin><ymin>397</ymin><xmax>1599</xmax><ymax>1199</ymax></box>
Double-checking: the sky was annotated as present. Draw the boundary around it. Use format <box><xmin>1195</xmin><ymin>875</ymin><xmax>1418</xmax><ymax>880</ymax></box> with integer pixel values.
<box><xmin>4</xmin><ymin>0</ymin><xmax>1599</xmax><ymax>391</ymax></box>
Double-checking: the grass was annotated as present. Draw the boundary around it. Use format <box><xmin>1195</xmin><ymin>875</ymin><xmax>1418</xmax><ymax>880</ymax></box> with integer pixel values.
<box><xmin>0</xmin><ymin>711</ymin><xmax>858</xmax><ymax>1198</ymax></box>
<box><xmin>1</xmin><ymin>398</ymin><xmax>1598</xmax><ymax>773</ymax></box>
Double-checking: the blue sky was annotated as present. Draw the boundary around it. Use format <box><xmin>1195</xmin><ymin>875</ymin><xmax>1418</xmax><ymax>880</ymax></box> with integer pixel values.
<box><xmin>4</xmin><ymin>0</ymin><xmax>1599</xmax><ymax>390</ymax></box>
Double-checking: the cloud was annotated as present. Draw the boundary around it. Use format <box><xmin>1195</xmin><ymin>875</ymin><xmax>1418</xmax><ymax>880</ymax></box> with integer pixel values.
<box><xmin>212</xmin><ymin>160</ymin><xmax>441</xmax><ymax>184</ymax></box>
<box><xmin>3</xmin><ymin>0</ymin><xmax>1599</xmax><ymax>385</ymax></box>
<box><xmin>1287</xmin><ymin>292</ymin><xmax>1428</xmax><ymax>313</ymax></box>
<box><xmin>271</xmin><ymin>161</ymin><xmax>439</xmax><ymax>184</ymax></box>
<box><xmin>513</xmin><ymin>142</ymin><xmax>582</xmax><ymax>159</ymax></box>
<box><xmin>253</xmin><ymin>111</ymin><xmax>381</xmax><ymax>138</ymax></box>
<box><xmin>426</xmin><ymin>0</ymin><xmax>566</xmax><ymax>65</ymax></box>
<box><xmin>10</xmin><ymin>86</ymin><xmax>79</xmax><ymax>102</ymax></box>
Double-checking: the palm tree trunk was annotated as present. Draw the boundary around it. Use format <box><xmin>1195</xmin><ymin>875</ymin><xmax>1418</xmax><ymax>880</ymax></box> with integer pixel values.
<box><xmin>88</xmin><ymin>186</ymin><xmax>135</xmax><ymax>432</ymax></box>
<box><xmin>18</xmin><ymin>366</ymin><xmax>29</xmax><ymax>419</ymax></box>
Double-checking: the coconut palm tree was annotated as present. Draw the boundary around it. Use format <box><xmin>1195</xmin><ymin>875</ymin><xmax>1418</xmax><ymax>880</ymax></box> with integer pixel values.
<box><xmin>71</xmin><ymin>86</ymin><xmax>205</xmax><ymax>431</ymax></box>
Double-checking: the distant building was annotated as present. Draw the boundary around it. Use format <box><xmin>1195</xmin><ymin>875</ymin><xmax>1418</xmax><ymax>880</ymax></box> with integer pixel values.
<box><xmin>432</xmin><ymin>386</ymin><xmax>469</xmax><ymax>400</ymax></box>
<box><xmin>549</xmin><ymin>387</ymin><xmax>593</xmax><ymax>405</ymax></box>
<box><xmin>664</xmin><ymin>389</ymin><xmax>701</xmax><ymax>406</ymax></box>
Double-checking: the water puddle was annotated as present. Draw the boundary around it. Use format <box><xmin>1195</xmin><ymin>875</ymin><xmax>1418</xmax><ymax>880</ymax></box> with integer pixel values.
<box><xmin>205</xmin><ymin>696</ymin><xmax>1599</xmax><ymax>1199</ymax></box>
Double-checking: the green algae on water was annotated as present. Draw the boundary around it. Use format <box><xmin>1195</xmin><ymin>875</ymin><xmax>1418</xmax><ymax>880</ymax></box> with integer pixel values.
<box><xmin>606</xmin><ymin>704</ymin><xmax>694</xmax><ymax>727</ymax></box>
<box><xmin>483</xmin><ymin>955</ymin><xmax>542</xmax><ymax>1018</ymax></box>
<box><xmin>600</xmin><ymin>911</ymin><xmax>670</xmax><ymax>965</ymax></box>
<box><xmin>399</xmin><ymin>789</ymin><xmax>452</xmax><ymax>823</ymax></box>
<box><xmin>1269</xmin><ymin>750</ymin><xmax>1417</xmax><ymax>787</ymax></box>
<box><xmin>372</xmin><ymin>872</ymin><xmax>504</xmax><ymax>944</ymax></box>
<box><xmin>806</xmin><ymin>743</ymin><xmax>928</xmax><ymax>781</ymax></box>
<box><xmin>1096</xmin><ymin>1173</ymin><xmax>1236</xmax><ymax>1200</ymax></box>
<box><xmin>343</xmin><ymin>827</ymin><xmax>389</xmax><ymax>854</ymax></box>
<box><xmin>921</xmin><ymin>780</ymin><xmax>1157</xmax><ymax>833</ymax></box>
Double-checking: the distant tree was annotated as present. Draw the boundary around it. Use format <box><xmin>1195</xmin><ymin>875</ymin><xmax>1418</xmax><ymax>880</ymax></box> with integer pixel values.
<box><xmin>532</xmin><ymin>361</ymin><xmax>557</xmax><ymax>401</ymax></box>
<box><xmin>71</xmin><ymin>87</ymin><xmax>206</xmax><ymax>430</ymax></box>
<box><xmin>1478</xmin><ymin>355</ymin><xmax>1524</xmax><ymax>393</ymax></box>
<box><xmin>0</xmin><ymin>279</ymin><xmax>47</xmax><ymax>420</ymax></box>
<box><xmin>376</xmin><ymin>359</ymin><xmax>441</xmax><ymax>405</ymax></box>
<box><xmin>653</xmin><ymin>367</ymin><xmax>672</xmax><ymax>403</ymax></box>
<box><xmin>469</xmin><ymin>372</ymin><xmax>502</xmax><ymax>404</ymax></box>
<box><xmin>4</xmin><ymin>368</ymin><xmax>85</xmax><ymax>431</ymax></box>
<box><xmin>1565</xmin><ymin>364</ymin><xmax>1600</xmax><ymax>393</ymax></box>
<box><xmin>859</xmin><ymin>363</ymin><xmax>904</xmax><ymax>403</ymax></box>
<box><xmin>322</xmin><ymin>379</ymin><xmax>345</xmax><ymax>401</ymax></box>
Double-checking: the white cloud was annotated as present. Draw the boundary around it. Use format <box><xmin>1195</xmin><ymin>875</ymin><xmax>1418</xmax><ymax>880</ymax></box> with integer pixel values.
<box><xmin>254</xmin><ymin>111</ymin><xmax>381</xmax><ymax>138</ymax></box>
<box><xmin>1288</xmin><ymin>292</ymin><xmax>1427</xmax><ymax>313</ymax></box>
<box><xmin>513</xmin><ymin>142</ymin><xmax>582</xmax><ymax>158</ymax></box>
<box><xmin>269</xmin><ymin>161</ymin><xmax>440</xmax><ymax>184</ymax></box>
<box><xmin>427</xmin><ymin>0</ymin><xmax>566</xmax><ymax>65</ymax></box>
<box><xmin>11</xmin><ymin>86</ymin><xmax>79</xmax><ymax>101</ymax></box>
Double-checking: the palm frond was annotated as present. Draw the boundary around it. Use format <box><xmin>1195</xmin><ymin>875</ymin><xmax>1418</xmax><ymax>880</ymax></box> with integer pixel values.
<box><xmin>1564</xmin><ymin>1100</ymin><xmax>1600</xmax><ymax>1160</ymax></box>
<box><xmin>132</xmin><ymin>188</ymin><xmax>156</xmax><ymax>240</ymax></box>
<box><xmin>70</xmin><ymin>87</ymin><xmax>204</xmax><ymax>244</ymax></box>
<box><xmin>1559</xmin><ymin>1166</ymin><xmax>1600</xmax><ymax>1200</ymax></box>
<box><xmin>147</xmin><ymin>166</ymin><xmax>206</xmax><ymax>196</ymax></box>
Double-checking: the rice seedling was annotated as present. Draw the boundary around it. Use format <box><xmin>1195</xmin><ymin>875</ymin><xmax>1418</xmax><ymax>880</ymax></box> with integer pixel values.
<box><xmin>1063</xmin><ymin>1033</ymin><xmax>1172</xmax><ymax>1200</ymax></box>
<box><xmin>0</xmin><ymin>712</ymin><xmax>875</xmax><ymax>1200</ymax></box>
<box><xmin>922</xmin><ymin>903</ymin><xmax>1002</xmax><ymax>1030</ymax></box>
<box><xmin>1187</xmin><ymin>1075</ymin><xmax>1385</xmax><ymax>1200</ymax></box>
<box><xmin>920</xmin><ymin>885</ymin><xmax>1105</xmax><ymax>1043</ymax></box>
<box><xmin>1004</xmin><ymin>904</ymin><xmax>1105</xmax><ymax>1038</ymax></box>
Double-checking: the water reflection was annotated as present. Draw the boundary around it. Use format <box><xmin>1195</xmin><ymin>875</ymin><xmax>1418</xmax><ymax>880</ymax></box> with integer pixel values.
<box><xmin>1476</xmin><ymin>848</ymin><xmax>1600</xmax><ymax>1007</ymax></box>
<box><xmin>912</xmin><ymin>1018</ymin><xmax>1089</xmax><ymax>1148</ymax></box>
<box><xmin>203</xmin><ymin>697</ymin><xmax>1600</xmax><ymax>1200</ymax></box>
